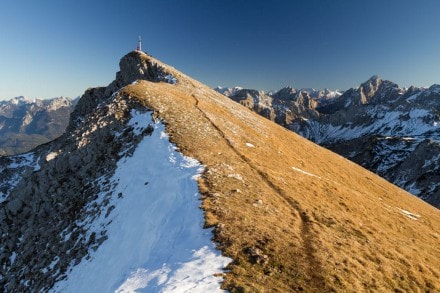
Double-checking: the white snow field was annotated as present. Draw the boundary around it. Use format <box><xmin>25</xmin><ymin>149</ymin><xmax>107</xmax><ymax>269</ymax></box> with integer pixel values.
<box><xmin>52</xmin><ymin>110</ymin><xmax>231</xmax><ymax>292</ymax></box>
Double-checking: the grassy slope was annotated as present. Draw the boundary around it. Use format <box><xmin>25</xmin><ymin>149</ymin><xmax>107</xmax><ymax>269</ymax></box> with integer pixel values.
<box><xmin>122</xmin><ymin>52</ymin><xmax>440</xmax><ymax>292</ymax></box>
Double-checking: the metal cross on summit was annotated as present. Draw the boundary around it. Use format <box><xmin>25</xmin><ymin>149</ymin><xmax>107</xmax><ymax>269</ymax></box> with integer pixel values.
<box><xmin>136</xmin><ymin>36</ymin><xmax>142</xmax><ymax>52</ymax></box>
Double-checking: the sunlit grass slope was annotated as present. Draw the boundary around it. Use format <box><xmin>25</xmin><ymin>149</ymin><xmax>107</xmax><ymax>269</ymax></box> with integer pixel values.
<box><xmin>122</xmin><ymin>51</ymin><xmax>440</xmax><ymax>292</ymax></box>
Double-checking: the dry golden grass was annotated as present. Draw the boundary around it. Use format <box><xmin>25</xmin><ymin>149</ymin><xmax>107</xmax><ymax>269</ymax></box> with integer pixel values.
<box><xmin>121</xmin><ymin>51</ymin><xmax>440</xmax><ymax>292</ymax></box>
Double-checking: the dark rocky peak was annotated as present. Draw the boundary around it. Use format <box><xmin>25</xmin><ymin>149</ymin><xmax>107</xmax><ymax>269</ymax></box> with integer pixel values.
<box><xmin>360</xmin><ymin>75</ymin><xmax>382</xmax><ymax>93</ymax></box>
<box><xmin>312</xmin><ymin>89</ymin><xmax>341</xmax><ymax>99</ymax></box>
<box><xmin>118</xmin><ymin>51</ymin><xmax>167</xmax><ymax>85</ymax></box>
<box><xmin>295</xmin><ymin>91</ymin><xmax>317</xmax><ymax>109</ymax></box>
<box><xmin>357</xmin><ymin>75</ymin><xmax>402</xmax><ymax>104</ymax></box>
<box><xmin>69</xmin><ymin>51</ymin><xmax>178</xmax><ymax>132</ymax></box>
<box><xmin>105</xmin><ymin>51</ymin><xmax>178</xmax><ymax>96</ymax></box>
<box><xmin>358</xmin><ymin>75</ymin><xmax>382</xmax><ymax>104</ymax></box>
<box><xmin>67</xmin><ymin>87</ymin><xmax>107</xmax><ymax>132</ymax></box>
<box><xmin>409</xmin><ymin>84</ymin><xmax>440</xmax><ymax>107</ymax></box>
<box><xmin>213</xmin><ymin>86</ymin><xmax>243</xmax><ymax>97</ymax></box>
<box><xmin>231</xmin><ymin>88</ymin><xmax>262</xmax><ymax>98</ymax></box>
<box><xmin>271</xmin><ymin>86</ymin><xmax>297</xmax><ymax>101</ymax></box>
<box><xmin>320</xmin><ymin>75</ymin><xmax>402</xmax><ymax>113</ymax></box>
<box><xmin>406</xmin><ymin>85</ymin><xmax>418</xmax><ymax>94</ymax></box>
<box><xmin>427</xmin><ymin>84</ymin><xmax>440</xmax><ymax>95</ymax></box>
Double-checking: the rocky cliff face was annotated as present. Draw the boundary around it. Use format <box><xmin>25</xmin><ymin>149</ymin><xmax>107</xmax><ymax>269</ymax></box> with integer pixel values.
<box><xmin>0</xmin><ymin>96</ymin><xmax>75</xmax><ymax>156</ymax></box>
<box><xmin>0</xmin><ymin>52</ymin><xmax>178</xmax><ymax>291</ymax></box>
<box><xmin>218</xmin><ymin>76</ymin><xmax>440</xmax><ymax>208</ymax></box>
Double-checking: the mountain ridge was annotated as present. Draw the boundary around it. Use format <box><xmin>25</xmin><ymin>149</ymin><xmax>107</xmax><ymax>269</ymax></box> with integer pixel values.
<box><xmin>120</xmin><ymin>52</ymin><xmax>440</xmax><ymax>291</ymax></box>
<box><xmin>0</xmin><ymin>51</ymin><xmax>439</xmax><ymax>291</ymax></box>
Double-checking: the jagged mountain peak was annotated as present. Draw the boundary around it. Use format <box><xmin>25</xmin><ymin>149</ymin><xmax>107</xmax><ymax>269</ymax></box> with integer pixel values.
<box><xmin>427</xmin><ymin>83</ymin><xmax>440</xmax><ymax>94</ymax></box>
<box><xmin>232</xmin><ymin>88</ymin><xmax>262</xmax><ymax>97</ymax></box>
<box><xmin>363</xmin><ymin>74</ymin><xmax>382</xmax><ymax>85</ymax></box>
<box><xmin>107</xmin><ymin>51</ymin><xmax>178</xmax><ymax>94</ymax></box>
<box><xmin>214</xmin><ymin>86</ymin><xmax>244</xmax><ymax>97</ymax></box>
<box><xmin>356</xmin><ymin>75</ymin><xmax>402</xmax><ymax>104</ymax></box>
<box><xmin>271</xmin><ymin>86</ymin><xmax>297</xmax><ymax>100</ymax></box>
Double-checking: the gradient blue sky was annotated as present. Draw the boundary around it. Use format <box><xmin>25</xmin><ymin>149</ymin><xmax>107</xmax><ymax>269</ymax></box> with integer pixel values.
<box><xmin>1</xmin><ymin>0</ymin><xmax>440</xmax><ymax>100</ymax></box>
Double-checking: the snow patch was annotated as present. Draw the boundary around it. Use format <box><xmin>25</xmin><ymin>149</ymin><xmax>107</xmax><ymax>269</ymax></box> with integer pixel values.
<box><xmin>398</xmin><ymin>208</ymin><xmax>421</xmax><ymax>220</ymax></box>
<box><xmin>291</xmin><ymin>166</ymin><xmax>320</xmax><ymax>178</ymax></box>
<box><xmin>1</xmin><ymin>152</ymin><xmax>40</xmax><ymax>202</ymax></box>
<box><xmin>180</xmin><ymin>156</ymin><xmax>202</xmax><ymax>169</ymax></box>
<box><xmin>128</xmin><ymin>109</ymin><xmax>152</xmax><ymax>135</ymax></box>
<box><xmin>116</xmin><ymin>246</ymin><xmax>228</xmax><ymax>292</ymax></box>
<box><xmin>115</xmin><ymin>266</ymin><xmax>170</xmax><ymax>292</ymax></box>
<box><xmin>406</xmin><ymin>93</ymin><xmax>420</xmax><ymax>102</ymax></box>
<box><xmin>52</xmin><ymin>113</ymin><xmax>231</xmax><ymax>292</ymax></box>
<box><xmin>227</xmin><ymin>173</ymin><xmax>243</xmax><ymax>181</ymax></box>
<box><xmin>164</xmin><ymin>74</ymin><xmax>177</xmax><ymax>84</ymax></box>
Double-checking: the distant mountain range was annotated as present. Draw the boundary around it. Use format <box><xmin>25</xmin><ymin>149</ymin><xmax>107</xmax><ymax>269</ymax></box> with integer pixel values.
<box><xmin>216</xmin><ymin>76</ymin><xmax>440</xmax><ymax>208</ymax></box>
<box><xmin>0</xmin><ymin>96</ymin><xmax>76</xmax><ymax>155</ymax></box>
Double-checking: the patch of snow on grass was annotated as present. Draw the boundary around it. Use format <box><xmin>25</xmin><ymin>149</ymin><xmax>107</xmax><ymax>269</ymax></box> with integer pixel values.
<box><xmin>291</xmin><ymin>166</ymin><xmax>320</xmax><ymax>178</ymax></box>
<box><xmin>180</xmin><ymin>156</ymin><xmax>202</xmax><ymax>169</ymax></box>
<box><xmin>160</xmin><ymin>131</ymin><xmax>169</xmax><ymax>139</ymax></box>
<box><xmin>398</xmin><ymin>208</ymin><xmax>421</xmax><ymax>220</ymax></box>
<box><xmin>160</xmin><ymin>246</ymin><xmax>228</xmax><ymax>292</ymax></box>
<box><xmin>227</xmin><ymin>173</ymin><xmax>243</xmax><ymax>181</ymax></box>
<box><xmin>52</xmin><ymin>113</ymin><xmax>231</xmax><ymax>292</ymax></box>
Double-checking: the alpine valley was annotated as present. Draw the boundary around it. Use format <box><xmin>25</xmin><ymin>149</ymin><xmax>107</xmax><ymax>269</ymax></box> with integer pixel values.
<box><xmin>217</xmin><ymin>77</ymin><xmax>440</xmax><ymax>209</ymax></box>
<box><xmin>0</xmin><ymin>96</ymin><xmax>76</xmax><ymax>156</ymax></box>
<box><xmin>0</xmin><ymin>51</ymin><xmax>439</xmax><ymax>292</ymax></box>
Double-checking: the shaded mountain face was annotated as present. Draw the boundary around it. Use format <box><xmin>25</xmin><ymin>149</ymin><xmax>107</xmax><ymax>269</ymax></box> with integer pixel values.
<box><xmin>218</xmin><ymin>76</ymin><xmax>440</xmax><ymax>208</ymax></box>
<box><xmin>0</xmin><ymin>97</ymin><xmax>75</xmax><ymax>155</ymax></box>
<box><xmin>1</xmin><ymin>52</ymin><xmax>439</xmax><ymax>292</ymax></box>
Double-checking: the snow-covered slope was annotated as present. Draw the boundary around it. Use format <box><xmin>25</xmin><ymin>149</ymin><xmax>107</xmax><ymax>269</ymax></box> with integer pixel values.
<box><xmin>0</xmin><ymin>52</ymin><xmax>230</xmax><ymax>292</ymax></box>
<box><xmin>52</xmin><ymin>111</ymin><xmax>230</xmax><ymax>292</ymax></box>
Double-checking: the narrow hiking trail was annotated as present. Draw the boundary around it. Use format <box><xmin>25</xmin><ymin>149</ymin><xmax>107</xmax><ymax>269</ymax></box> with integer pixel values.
<box><xmin>191</xmin><ymin>93</ymin><xmax>325</xmax><ymax>288</ymax></box>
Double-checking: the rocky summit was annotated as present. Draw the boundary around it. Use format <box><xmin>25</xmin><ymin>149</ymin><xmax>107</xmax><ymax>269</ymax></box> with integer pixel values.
<box><xmin>219</xmin><ymin>76</ymin><xmax>440</xmax><ymax>208</ymax></box>
<box><xmin>0</xmin><ymin>51</ymin><xmax>439</xmax><ymax>292</ymax></box>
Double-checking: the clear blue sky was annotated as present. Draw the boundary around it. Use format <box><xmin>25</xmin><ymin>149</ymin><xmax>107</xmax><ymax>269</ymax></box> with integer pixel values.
<box><xmin>1</xmin><ymin>0</ymin><xmax>440</xmax><ymax>100</ymax></box>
